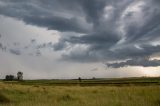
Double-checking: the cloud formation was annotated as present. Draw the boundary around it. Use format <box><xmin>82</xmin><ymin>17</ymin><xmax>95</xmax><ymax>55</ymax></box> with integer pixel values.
<box><xmin>0</xmin><ymin>0</ymin><xmax>93</xmax><ymax>33</ymax></box>
<box><xmin>9</xmin><ymin>49</ymin><xmax>21</xmax><ymax>55</ymax></box>
<box><xmin>0</xmin><ymin>0</ymin><xmax>160</xmax><ymax>67</ymax></box>
<box><xmin>107</xmin><ymin>57</ymin><xmax>160</xmax><ymax>68</ymax></box>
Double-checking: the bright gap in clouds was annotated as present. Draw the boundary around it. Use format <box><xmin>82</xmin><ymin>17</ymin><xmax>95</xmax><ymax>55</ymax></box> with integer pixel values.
<box><xmin>0</xmin><ymin>15</ymin><xmax>60</xmax><ymax>44</ymax></box>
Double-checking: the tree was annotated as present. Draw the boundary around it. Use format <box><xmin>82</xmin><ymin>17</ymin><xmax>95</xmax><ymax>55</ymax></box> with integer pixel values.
<box><xmin>78</xmin><ymin>77</ymin><xmax>81</xmax><ymax>82</ymax></box>
<box><xmin>5</xmin><ymin>75</ymin><xmax>15</xmax><ymax>81</ymax></box>
<box><xmin>17</xmin><ymin>71</ymin><xmax>23</xmax><ymax>80</ymax></box>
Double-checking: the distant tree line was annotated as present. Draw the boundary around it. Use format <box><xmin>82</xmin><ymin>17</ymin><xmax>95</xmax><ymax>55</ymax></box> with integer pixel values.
<box><xmin>4</xmin><ymin>71</ymin><xmax>23</xmax><ymax>81</ymax></box>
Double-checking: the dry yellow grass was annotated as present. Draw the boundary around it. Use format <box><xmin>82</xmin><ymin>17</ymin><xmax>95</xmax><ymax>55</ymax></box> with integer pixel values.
<box><xmin>0</xmin><ymin>82</ymin><xmax>160</xmax><ymax>106</ymax></box>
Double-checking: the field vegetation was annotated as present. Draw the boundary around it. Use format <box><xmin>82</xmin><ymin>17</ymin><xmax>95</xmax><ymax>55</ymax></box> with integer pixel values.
<box><xmin>0</xmin><ymin>77</ymin><xmax>160</xmax><ymax>106</ymax></box>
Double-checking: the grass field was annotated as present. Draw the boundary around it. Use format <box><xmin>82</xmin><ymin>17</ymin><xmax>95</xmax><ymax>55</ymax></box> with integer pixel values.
<box><xmin>0</xmin><ymin>77</ymin><xmax>160</xmax><ymax>106</ymax></box>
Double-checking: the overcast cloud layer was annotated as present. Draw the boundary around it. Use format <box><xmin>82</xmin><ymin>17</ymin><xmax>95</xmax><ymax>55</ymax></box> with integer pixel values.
<box><xmin>0</xmin><ymin>0</ymin><xmax>160</xmax><ymax>69</ymax></box>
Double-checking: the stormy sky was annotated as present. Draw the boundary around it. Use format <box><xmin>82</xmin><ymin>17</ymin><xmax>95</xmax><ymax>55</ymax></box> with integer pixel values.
<box><xmin>0</xmin><ymin>0</ymin><xmax>160</xmax><ymax>79</ymax></box>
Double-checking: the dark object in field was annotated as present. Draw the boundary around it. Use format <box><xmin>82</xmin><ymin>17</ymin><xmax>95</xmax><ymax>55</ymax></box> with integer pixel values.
<box><xmin>0</xmin><ymin>93</ymin><xmax>10</xmax><ymax>103</ymax></box>
<box><xmin>4</xmin><ymin>71</ymin><xmax>23</xmax><ymax>81</ymax></box>
<box><xmin>5</xmin><ymin>75</ymin><xmax>15</xmax><ymax>81</ymax></box>
<box><xmin>17</xmin><ymin>71</ymin><xmax>23</xmax><ymax>80</ymax></box>
<box><xmin>78</xmin><ymin>77</ymin><xmax>82</xmax><ymax>82</ymax></box>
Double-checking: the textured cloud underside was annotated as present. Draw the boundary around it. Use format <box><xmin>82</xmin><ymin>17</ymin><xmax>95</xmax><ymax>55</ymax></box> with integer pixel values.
<box><xmin>0</xmin><ymin>0</ymin><xmax>160</xmax><ymax>67</ymax></box>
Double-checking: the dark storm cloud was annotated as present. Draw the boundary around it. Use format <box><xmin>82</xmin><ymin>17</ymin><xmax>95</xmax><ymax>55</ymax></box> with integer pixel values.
<box><xmin>107</xmin><ymin>58</ymin><xmax>160</xmax><ymax>68</ymax></box>
<box><xmin>53</xmin><ymin>38</ymin><xmax>66</xmax><ymax>51</ymax></box>
<box><xmin>56</xmin><ymin>0</ymin><xmax>160</xmax><ymax>67</ymax></box>
<box><xmin>79</xmin><ymin>0</ymin><xmax>107</xmax><ymax>26</ymax></box>
<box><xmin>0</xmin><ymin>0</ymin><xmax>93</xmax><ymax>33</ymax></box>
<box><xmin>124</xmin><ymin>5</ymin><xmax>160</xmax><ymax>43</ymax></box>
<box><xmin>9</xmin><ymin>49</ymin><xmax>21</xmax><ymax>55</ymax></box>
<box><xmin>23</xmin><ymin>16</ymin><xmax>90</xmax><ymax>33</ymax></box>
<box><xmin>54</xmin><ymin>31</ymin><xmax>120</xmax><ymax>50</ymax></box>
<box><xmin>0</xmin><ymin>0</ymin><xmax>160</xmax><ymax>67</ymax></box>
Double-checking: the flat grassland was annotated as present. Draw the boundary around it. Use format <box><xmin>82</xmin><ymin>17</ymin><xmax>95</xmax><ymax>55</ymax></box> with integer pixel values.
<box><xmin>0</xmin><ymin>77</ymin><xmax>160</xmax><ymax>106</ymax></box>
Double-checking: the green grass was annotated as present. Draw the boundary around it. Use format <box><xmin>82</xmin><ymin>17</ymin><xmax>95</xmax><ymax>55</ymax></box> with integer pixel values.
<box><xmin>3</xmin><ymin>77</ymin><xmax>160</xmax><ymax>86</ymax></box>
<box><xmin>0</xmin><ymin>77</ymin><xmax>160</xmax><ymax>106</ymax></box>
